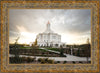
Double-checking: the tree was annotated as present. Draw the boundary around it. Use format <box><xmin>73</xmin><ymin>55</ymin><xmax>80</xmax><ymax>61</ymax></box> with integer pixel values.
<box><xmin>77</xmin><ymin>49</ymin><xmax>80</xmax><ymax>56</ymax></box>
<box><xmin>86</xmin><ymin>44</ymin><xmax>90</xmax><ymax>63</ymax></box>
<box><xmin>10</xmin><ymin>37</ymin><xmax>22</xmax><ymax>63</ymax></box>
<box><xmin>87</xmin><ymin>38</ymin><xmax>90</xmax><ymax>44</ymax></box>
<box><xmin>86</xmin><ymin>38</ymin><xmax>90</xmax><ymax>63</ymax></box>
<box><xmin>34</xmin><ymin>38</ymin><xmax>37</xmax><ymax>46</ymax></box>
<box><xmin>13</xmin><ymin>37</ymin><xmax>20</xmax><ymax>57</ymax></box>
<box><xmin>60</xmin><ymin>46</ymin><xmax>64</xmax><ymax>57</ymax></box>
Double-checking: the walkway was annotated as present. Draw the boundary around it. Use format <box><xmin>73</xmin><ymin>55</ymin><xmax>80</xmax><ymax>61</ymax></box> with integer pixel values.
<box><xmin>39</xmin><ymin>48</ymin><xmax>91</xmax><ymax>61</ymax></box>
<box><xmin>9</xmin><ymin>48</ymin><xmax>91</xmax><ymax>61</ymax></box>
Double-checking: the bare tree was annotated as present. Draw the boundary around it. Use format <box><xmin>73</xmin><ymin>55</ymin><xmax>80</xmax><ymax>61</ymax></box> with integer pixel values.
<box><xmin>15</xmin><ymin>37</ymin><xmax>20</xmax><ymax>45</ymax></box>
<box><xmin>86</xmin><ymin>38</ymin><xmax>90</xmax><ymax>63</ymax></box>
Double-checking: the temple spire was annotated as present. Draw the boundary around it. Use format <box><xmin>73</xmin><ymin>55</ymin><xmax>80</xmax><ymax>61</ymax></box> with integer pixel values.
<box><xmin>47</xmin><ymin>21</ymin><xmax>50</xmax><ymax>31</ymax></box>
<box><xmin>47</xmin><ymin>21</ymin><xmax>50</xmax><ymax>24</ymax></box>
<box><xmin>44</xmin><ymin>21</ymin><xmax>53</xmax><ymax>33</ymax></box>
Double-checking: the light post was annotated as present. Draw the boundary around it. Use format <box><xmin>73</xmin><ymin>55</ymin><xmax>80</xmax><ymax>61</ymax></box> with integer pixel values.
<box><xmin>47</xmin><ymin>40</ymin><xmax>48</xmax><ymax>47</ymax></box>
<box><xmin>71</xmin><ymin>46</ymin><xmax>73</xmax><ymax>55</ymax></box>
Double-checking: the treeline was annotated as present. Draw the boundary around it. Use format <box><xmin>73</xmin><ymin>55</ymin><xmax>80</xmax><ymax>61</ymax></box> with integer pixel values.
<box><xmin>9</xmin><ymin>44</ymin><xmax>30</xmax><ymax>49</ymax></box>
<box><xmin>65</xmin><ymin>44</ymin><xmax>91</xmax><ymax>57</ymax></box>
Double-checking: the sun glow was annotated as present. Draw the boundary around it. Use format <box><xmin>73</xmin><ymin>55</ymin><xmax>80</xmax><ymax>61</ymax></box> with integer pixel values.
<box><xmin>18</xmin><ymin>32</ymin><xmax>90</xmax><ymax>45</ymax></box>
<box><xmin>17</xmin><ymin>32</ymin><xmax>37</xmax><ymax>44</ymax></box>
<box><xmin>61</xmin><ymin>33</ymin><xmax>90</xmax><ymax>45</ymax></box>
<box><xmin>10</xmin><ymin>31</ymin><xmax>90</xmax><ymax>45</ymax></box>
<box><xmin>9</xmin><ymin>26</ymin><xmax>37</xmax><ymax>44</ymax></box>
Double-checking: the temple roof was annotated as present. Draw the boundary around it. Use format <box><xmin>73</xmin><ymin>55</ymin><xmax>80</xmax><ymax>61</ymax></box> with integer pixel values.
<box><xmin>37</xmin><ymin>21</ymin><xmax>61</xmax><ymax>37</ymax></box>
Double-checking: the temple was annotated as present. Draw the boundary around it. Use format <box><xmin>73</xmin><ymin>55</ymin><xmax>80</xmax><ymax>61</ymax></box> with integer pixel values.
<box><xmin>36</xmin><ymin>21</ymin><xmax>66</xmax><ymax>48</ymax></box>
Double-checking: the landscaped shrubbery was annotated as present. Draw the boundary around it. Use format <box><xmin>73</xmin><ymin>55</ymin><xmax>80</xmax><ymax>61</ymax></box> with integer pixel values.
<box><xmin>57</xmin><ymin>61</ymin><xmax>60</xmax><ymax>63</ymax></box>
<box><xmin>72</xmin><ymin>61</ymin><xmax>76</xmax><ymax>64</ymax></box>
<box><xmin>37</xmin><ymin>58</ymin><xmax>54</xmax><ymax>64</ymax></box>
<box><xmin>63</xmin><ymin>61</ymin><xmax>67</xmax><ymax>64</ymax></box>
<box><xmin>10</xmin><ymin>56</ymin><xmax>24</xmax><ymax>63</ymax></box>
<box><xmin>10</xmin><ymin>56</ymin><xmax>35</xmax><ymax>63</ymax></box>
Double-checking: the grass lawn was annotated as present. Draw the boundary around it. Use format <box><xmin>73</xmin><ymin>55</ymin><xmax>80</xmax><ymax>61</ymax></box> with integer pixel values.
<box><xmin>20</xmin><ymin>46</ymin><xmax>32</xmax><ymax>49</ymax></box>
<box><xmin>38</xmin><ymin>48</ymin><xmax>48</xmax><ymax>52</ymax></box>
<box><xmin>45</xmin><ymin>48</ymin><xmax>60</xmax><ymax>52</ymax></box>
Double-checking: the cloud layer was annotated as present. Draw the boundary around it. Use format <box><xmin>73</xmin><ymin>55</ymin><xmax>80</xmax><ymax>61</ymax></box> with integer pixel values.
<box><xmin>9</xmin><ymin>9</ymin><xmax>91</xmax><ymax>44</ymax></box>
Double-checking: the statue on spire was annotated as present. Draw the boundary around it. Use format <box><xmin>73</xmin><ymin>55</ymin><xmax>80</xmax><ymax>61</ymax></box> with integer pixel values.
<box><xmin>47</xmin><ymin>21</ymin><xmax>50</xmax><ymax>24</ymax></box>
<box><xmin>47</xmin><ymin>21</ymin><xmax>50</xmax><ymax>31</ymax></box>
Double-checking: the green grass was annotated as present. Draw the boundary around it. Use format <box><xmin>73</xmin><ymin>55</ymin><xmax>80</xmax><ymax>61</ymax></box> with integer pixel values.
<box><xmin>39</xmin><ymin>48</ymin><xmax>48</xmax><ymax>52</ymax></box>
<box><xmin>46</xmin><ymin>48</ymin><xmax>60</xmax><ymax>52</ymax></box>
<box><xmin>20</xmin><ymin>46</ymin><xmax>31</xmax><ymax>49</ymax></box>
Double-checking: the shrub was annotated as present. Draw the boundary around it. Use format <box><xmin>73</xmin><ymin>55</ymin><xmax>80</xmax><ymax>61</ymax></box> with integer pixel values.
<box><xmin>40</xmin><ymin>59</ymin><xmax>45</xmax><ymax>64</ymax></box>
<box><xmin>79</xmin><ymin>61</ymin><xmax>82</xmax><ymax>63</ymax></box>
<box><xmin>38</xmin><ymin>58</ymin><xmax>43</xmax><ymax>62</ymax></box>
<box><xmin>10</xmin><ymin>56</ymin><xmax>24</xmax><ymax>63</ymax></box>
<box><xmin>62</xmin><ymin>55</ymin><xmax>66</xmax><ymax>57</ymax></box>
<box><xmin>73</xmin><ymin>61</ymin><xmax>76</xmax><ymax>64</ymax></box>
<box><xmin>88</xmin><ymin>61</ymin><xmax>91</xmax><ymax>63</ymax></box>
<box><xmin>54</xmin><ymin>61</ymin><xmax>57</xmax><ymax>64</ymax></box>
<box><xmin>63</xmin><ymin>61</ymin><xmax>67</xmax><ymax>64</ymax></box>
<box><xmin>48</xmin><ymin>59</ymin><xmax>54</xmax><ymax>64</ymax></box>
<box><xmin>45</xmin><ymin>58</ymin><xmax>48</xmax><ymax>62</ymax></box>
<box><xmin>38</xmin><ymin>58</ymin><xmax>54</xmax><ymax>64</ymax></box>
<box><xmin>57</xmin><ymin>61</ymin><xmax>60</xmax><ymax>63</ymax></box>
<box><xmin>27</xmin><ymin>57</ymin><xmax>34</xmax><ymax>63</ymax></box>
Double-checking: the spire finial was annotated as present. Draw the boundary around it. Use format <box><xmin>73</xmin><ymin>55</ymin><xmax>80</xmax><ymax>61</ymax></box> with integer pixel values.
<box><xmin>47</xmin><ymin>21</ymin><xmax>50</xmax><ymax>24</ymax></box>
<box><xmin>47</xmin><ymin>21</ymin><xmax>50</xmax><ymax>31</ymax></box>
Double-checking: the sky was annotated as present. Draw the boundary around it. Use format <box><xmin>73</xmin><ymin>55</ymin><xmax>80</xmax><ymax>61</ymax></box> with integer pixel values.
<box><xmin>9</xmin><ymin>9</ymin><xmax>91</xmax><ymax>45</ymax></box>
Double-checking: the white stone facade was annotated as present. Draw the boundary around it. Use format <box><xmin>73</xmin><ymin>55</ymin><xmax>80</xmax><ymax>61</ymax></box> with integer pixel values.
<box><xmin>36</xmin><ymin>21</ymin><xmax>65</xmax><ymax>48</ymax></box>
